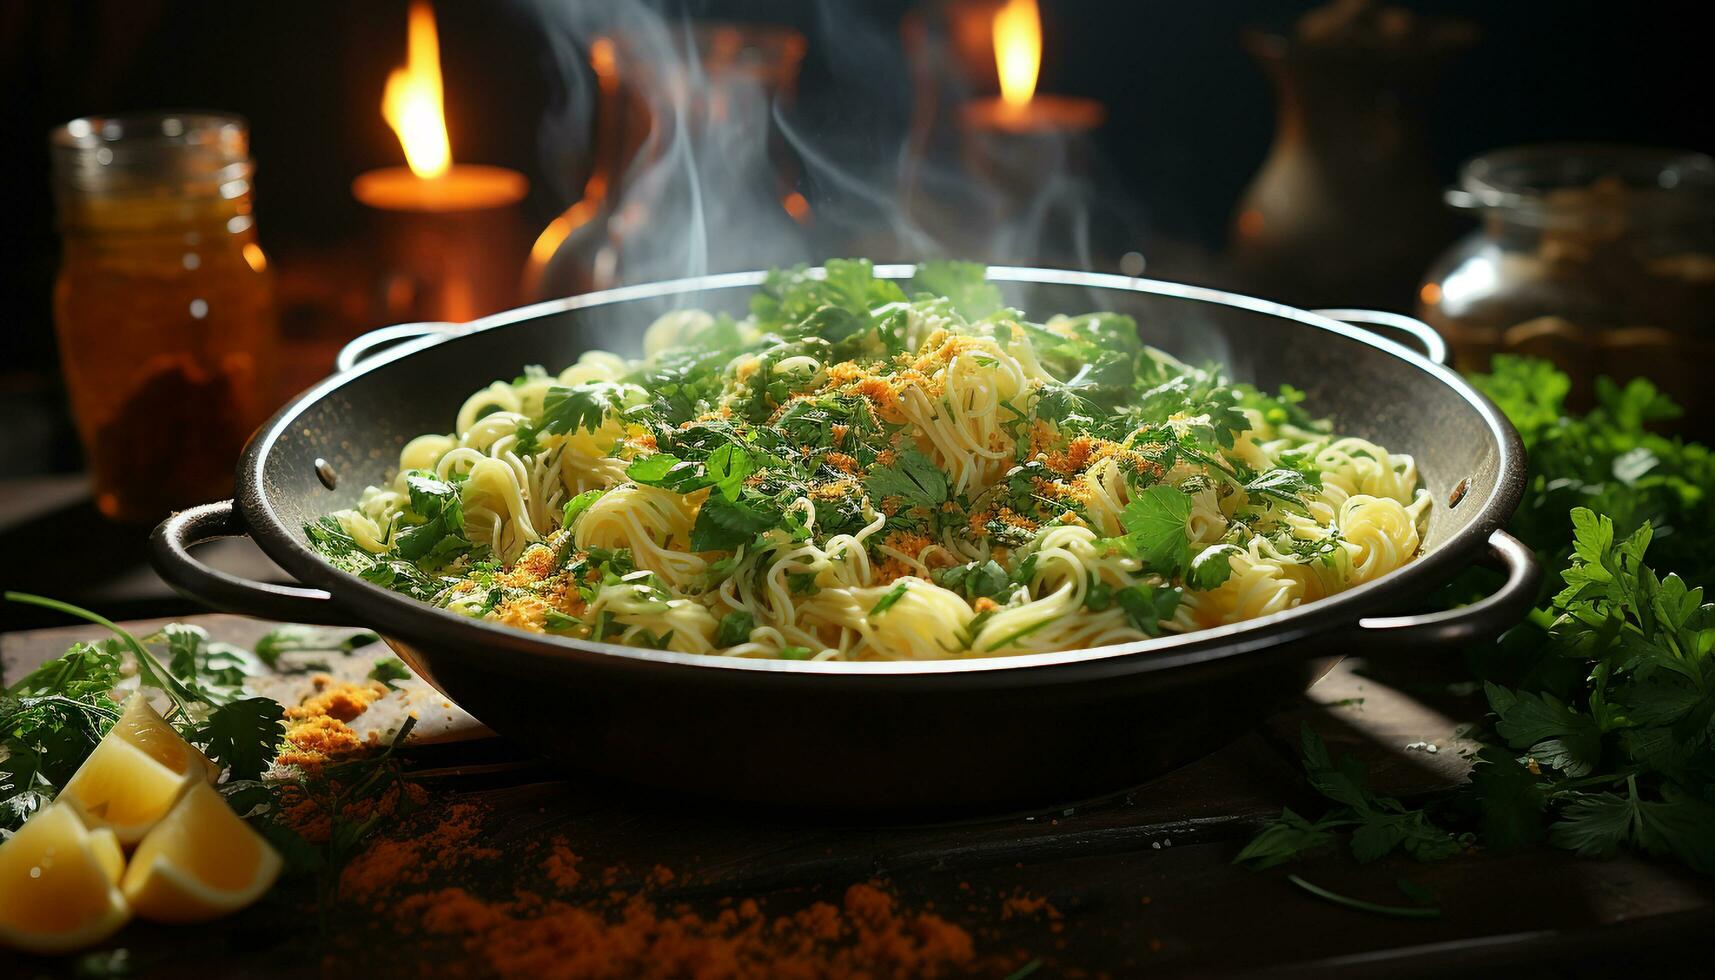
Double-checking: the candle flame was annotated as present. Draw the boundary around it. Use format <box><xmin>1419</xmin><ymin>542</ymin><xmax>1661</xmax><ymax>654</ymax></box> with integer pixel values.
<box><xmin>382</xmin><ymin>0</ymin><xmax>452</xmax><ymax>179</ymax></box>
<box><xmin>994</xmin><ymin>0</ymin><xmax>1041</xmax><ymax>107</ymax></box>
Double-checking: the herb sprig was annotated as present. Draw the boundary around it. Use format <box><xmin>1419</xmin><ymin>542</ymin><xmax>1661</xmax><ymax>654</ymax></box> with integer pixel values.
<box><xmin>1241</xmin><ymin>358</ymin><xmax>1715</xmax><ymax>877</ymax></box>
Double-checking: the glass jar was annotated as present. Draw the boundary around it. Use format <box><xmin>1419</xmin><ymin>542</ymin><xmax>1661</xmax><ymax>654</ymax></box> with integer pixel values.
<box><xmin>51</xmin><ymin>112</ymin><xmax>278</xmax><ymax>522</ymax></box>
<box><xmin>1418</xmin><ymin>145</ymin><xmax>1715</xmax><ymax>422</ymax></box>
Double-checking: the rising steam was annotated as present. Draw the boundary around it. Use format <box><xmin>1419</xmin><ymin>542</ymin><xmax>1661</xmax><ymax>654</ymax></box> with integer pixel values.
<box><xmin>519</xmin><ymin>0</ymin><xmax>1146</xmax><ymax>296</ymax></box>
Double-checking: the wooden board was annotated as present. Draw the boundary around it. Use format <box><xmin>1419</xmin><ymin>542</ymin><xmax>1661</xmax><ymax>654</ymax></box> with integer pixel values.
<box><xmin>2</xmin><ymin>614</ymin><xmax>489</xmax><ymax>746</ymax></box>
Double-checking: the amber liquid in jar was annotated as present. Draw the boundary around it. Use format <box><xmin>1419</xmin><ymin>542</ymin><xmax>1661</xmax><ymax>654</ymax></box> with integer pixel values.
<box><xmin>52</xmin><ymin>113</ymin><xmax>278</xmax><ymax>522</ymax></box>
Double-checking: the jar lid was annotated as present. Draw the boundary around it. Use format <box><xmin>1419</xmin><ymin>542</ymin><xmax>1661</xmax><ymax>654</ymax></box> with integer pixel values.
<box><xmin>50</xmin><ymin>112</ymin><xmax>252</xmax><ymax>197</ymax></box>
<box><xmin>1447</xmin><ymin>143</ymin><xmax>1715</xmax><ymax>226</ymax></box>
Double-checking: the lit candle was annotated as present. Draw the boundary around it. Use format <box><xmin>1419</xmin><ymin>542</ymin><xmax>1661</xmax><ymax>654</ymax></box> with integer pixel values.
<box><xmin>352</xmin><ymin>0</ymin><xmax>529</xmax><ymax>323</ymax></box>
<box><xmin>960</xmin><ymin>0</ymin><xmax>1106</xmax><ymax>136</ymax></box>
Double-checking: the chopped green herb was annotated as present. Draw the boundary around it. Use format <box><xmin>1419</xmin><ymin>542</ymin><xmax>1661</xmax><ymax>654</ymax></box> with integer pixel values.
<box><xmin>367</xmin><ymin>656</ymin><xmax>413</xmax><ymax>690</ymax></box>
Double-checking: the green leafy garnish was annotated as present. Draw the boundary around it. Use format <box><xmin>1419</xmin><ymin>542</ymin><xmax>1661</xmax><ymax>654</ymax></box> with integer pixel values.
<box><xmin>0</xmin><ymin>593</ymin><xmax>290</xmax><ymax>829</ymax></box>
<box><xmin>714</xmin><ymin>611</ymin><xmax>757</xmax><ymax>647</ymax></box>
<box><xmin>1118</xmin><ymin>485</ymin><xmax>1194</xmax><ymax>576</ymax></box>
<box><xmin>367</xmin><ymin>657</ymin><xmax>413</xmax><ymax>690</ymax></box>
<box><xmin>865</xmin><ymin>447</ymin><xmax>949</xmax><ymax>512</ymax></box>
<box><xmin>911</xmin><ymin>260</ymin><xmax>1005</xmax><ymax>319</ymax></box>
<box><xmin>536</xmin><ymin>381</ymin><xmax>641</xmax><ymax>438</ymax></box>
<box><xmin>254</xmin><ymin>625</ymin><xmax>379</xmax><ymax>667</ymax></box>
<box><xmin>1236</xmin><ymin>725</ymin><xmax>1464</xmax><ymax>870</ymax></box>
<box><xmin>1243</xmin><ymin>357</ymin><xmax>1715</xmax><ymax>879</ymax></box>
<box><xmin>868</xmin><ymin>582</ymin><xmax>911</xmax><ymax>618</ymax></box>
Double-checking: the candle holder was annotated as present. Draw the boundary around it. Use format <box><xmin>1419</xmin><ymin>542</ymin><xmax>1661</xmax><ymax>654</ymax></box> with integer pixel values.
<box><xmin>352</xmin><ymin>0</ymin><xmax>532</xmax><ymax>325</ymax></box>
<box><xmin>902</xmin><ymin>0</ymin><xmax>1139</xmax><ymax>270</ymax></box>
<box><xmin>352</xmin><ymin>166</ymin><xmax>528</xmax><ymax>323</ymax></box>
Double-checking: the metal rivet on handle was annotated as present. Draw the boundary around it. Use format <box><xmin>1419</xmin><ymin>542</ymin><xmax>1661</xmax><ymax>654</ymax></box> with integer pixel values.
<box><xmin>314</xmin><ymin>458</ymin><xmax>338</xmax><ymax>490</ymax></box>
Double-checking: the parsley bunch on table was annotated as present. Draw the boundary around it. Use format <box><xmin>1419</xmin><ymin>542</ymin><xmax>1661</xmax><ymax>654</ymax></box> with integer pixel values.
<box><xmin>1</xmin><ymin>594</ymin><xmax>291</xmax><ymax>829</ymax></box>
<box><xmin>1241</xmin><ymin>358</ymin><xmax>1715</xmax><ymax>876</ymax></box>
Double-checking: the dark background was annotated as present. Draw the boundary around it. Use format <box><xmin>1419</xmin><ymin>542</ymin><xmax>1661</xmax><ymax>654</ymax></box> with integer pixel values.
<box><xmin>4</xmin><ymin>0</ymin><xmax>1710</xmax><ymax>477</ymax></box>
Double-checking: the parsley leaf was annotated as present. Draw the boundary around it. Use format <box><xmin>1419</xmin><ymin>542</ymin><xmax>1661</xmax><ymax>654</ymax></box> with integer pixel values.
<box><xmin>195</xmin><ymin>697</ymin><xmax>286</xmax><ymax>782</ymax></box>
<box><xmin>627</xmin><ymin>444</ymin><xmax>755</xmax><ymax>501</ymax></box>
<box><xmin>1113</xmin><ymin>583</ymin><xmax>1181</xmax><ymax>635</ymax></box>
<box><xmin>367</xmin><ymin>657</ymin><xmax>413</xmax><ymax>691</ymax></box>
<box><xmin>393</xmin><ymin>471</ymin><xmax>471</xmax><ymax>563</ymax></box>
<box><xmin>910</xmin><ymin>260</ymin><xmax>1004</xmax><ymax>319</ymax></box>
<box><xmin>1118</xmin><ymin>485</ymin><xmax>1194</xmax><ymax>576</ymax></box>
<box><xmin>1233</xmin><ymin>807</ymin><xmax>1341</xmax><ymax>870</ymax></box>
<box><xmin>935</xmin><ymin>560</ymin><xmax>1013</xmax><ymax>602</ymax></box>
<box><xmin>1485</xmin><ymin>682</ymin><xmax>1603</xmax><ymax>778</ymax></box>
<box><xmin>1187</xmin><ymin>544</ymin><xmax>1240</xmax><ymax>591</ymax></box>
<box><xmin>715</xmin><ymin>611</ymin><xmax>756</xmax><ymax>647</ymax></box>
<box><xmin>868</xmin><ymin>582</ymin><xmax>911</xmax><ymax>618</ymax></box>
<box><xmin>1237</xmin><ymin>725</ymin><xmax>1462</xmax><ymax>870</ymax></box>
<box><xmin>689</xmin><ymin>495</ymin><xmax>780</xmax><ymax>552</ymax></box>
<box><xmin>561</xmin><ymin>488</ymin><xmax>605</xmax><ymax>529</ymax></box>
<box><xmin>864</xmin><ymin>447</ymin><xmax>949</xmax><ymax>511</ymax></box>
<box><xmin>254</xmin><ymin>626</ymin><xmax>379</xmax><ymax>668</ymax></box>
<box><xmin>535</xmin><ymin>381</ymin><xmax>642</xmax><ymax>441</ymax></box>
<box><xmin>1244</xmin><ymin>467</ymin><xmax>1315</xmax><ymax>508</ymax></box>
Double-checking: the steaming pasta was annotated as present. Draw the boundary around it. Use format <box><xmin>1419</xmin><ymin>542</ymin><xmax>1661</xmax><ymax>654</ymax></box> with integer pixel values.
<box><xmin>306</xmin><ymin>261</ymin><xmax>1431</xmax><ymax>661</ymax></box>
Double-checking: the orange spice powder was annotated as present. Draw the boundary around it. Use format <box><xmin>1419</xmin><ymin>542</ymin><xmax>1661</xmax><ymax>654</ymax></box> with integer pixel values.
<box><xmin>327</xmin><ymin>794</ymin><xmax>1014</xmax><ymax>979</ymax></box>
<box><xmin>542</xmin><ymin>841</ymin><xmax>582</xmax><ymax>891</ymax></box>
<box><xmin>286</xmin><ymin>677</ymin><xmax>388</xmax><ymax>723</ymax></box>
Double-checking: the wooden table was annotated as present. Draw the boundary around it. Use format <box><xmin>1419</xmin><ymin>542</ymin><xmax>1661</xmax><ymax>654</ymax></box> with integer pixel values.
<box><xmin>4</xmin><ymin>608</ymin><xmax>1711</xmax><ymax>978</ymax></box>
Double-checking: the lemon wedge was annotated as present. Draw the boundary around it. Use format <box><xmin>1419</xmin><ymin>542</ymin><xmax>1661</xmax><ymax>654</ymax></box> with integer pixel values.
<box><xmin>109</xmin><ymin>692</ymin><xmax>221</xmax><ymax>784</ymax></box>
<box><xmin>59</xmin><ymin>732</ymin><xmax>195</xmax><ymax>846</ymax></box>
<box><xmin>59</xmin><ymin>694</ymin><xmax>217</xmax><ymax>844</ymax></box>
<box><xmin>87</xmin><ymin>827</ymin><xmax>126</xmax><ymax>884</ymax></box>
<box><xmin>0</xmin><ymin>803</ymin><xmax>131</xmax><ymax>955</ymax></box>
<box><xmin>122</xmin><ymin>781</ymin><xmax>282</xmax><ymax>923</ymax></box>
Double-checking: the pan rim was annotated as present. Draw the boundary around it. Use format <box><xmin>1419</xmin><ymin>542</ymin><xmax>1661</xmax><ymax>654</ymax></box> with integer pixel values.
<box><xmin>237</xmin><ymin>265</ymin><xmax>1526</xmax><ymax>679</ymax></box>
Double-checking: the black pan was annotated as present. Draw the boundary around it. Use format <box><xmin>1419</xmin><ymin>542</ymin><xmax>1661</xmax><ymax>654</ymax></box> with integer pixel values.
<box><xmin>151</xmin><ymin>267</ymin><xmax>1538</xmax><ymax>812</ymax></box>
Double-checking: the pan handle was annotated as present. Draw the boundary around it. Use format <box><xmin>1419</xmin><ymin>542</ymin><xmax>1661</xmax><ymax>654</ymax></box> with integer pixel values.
<box><xmin>1347</xmin><ymin>529</ymin><xmax>1540</xmax><ymax>648</ymax></box>
<box><xmin>335</xmin><ymin>321</ymin><xmax>461</xmax><ymax>373</ymax></box>
<box><xmin>150</xmin><ymin>501</ymin><xmax>361</xmax><ymax>626</ymax></box>
<box><xmin>1312</xmin><ymin>309</ymin><xmax>1449</xmax><ymax>366</ymax></box>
